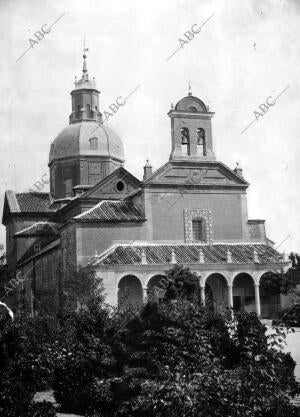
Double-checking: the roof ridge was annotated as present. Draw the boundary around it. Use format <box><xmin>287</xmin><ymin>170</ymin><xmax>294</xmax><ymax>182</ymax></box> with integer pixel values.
<box><xmin>16</xmin><ymin>191</ymin><xmax>50</xmax><ymax>196</ymax></box>
<box><xmin>74</xmin><ymin>200</ymin><xmax>112</xmax><ymax>219</ymax></box>
<box><xmin>74</xmin><ymin>199</ymin><xmax>136</xmax><ymax>220</ymax></box>
<box><xmin>99</xmin><ymin>241</ymin><xmax>270</xmax><ymax>247</ymax></box>
<box><xmin>15</xmin><ymin>221</ymin><xmax>58</xmax><ymax>236</ymax></box>
<box><xmin>88</xmin><ymin>243</ymin><xmax>119</xmax><ymax>265</ymax></box>
<box><xmin>74</xmin><ymin>200</ymin><xmax>106</xmax><ymax>219</ymax></box>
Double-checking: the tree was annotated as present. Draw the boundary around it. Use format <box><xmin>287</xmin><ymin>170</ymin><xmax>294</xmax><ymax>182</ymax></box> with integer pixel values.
<box><xmin>51</xmin><ymin>272</ymin><xmax>116</xmax><ymax>415</ymax></box>
<box><xmin>105</xmin><ymin>267</ymin><xmax>300</xmax><ymax>417</ymax></box>
<box><xmin>289</xmin><ymin>252</ymin><xmax>300</xmax><ymax>268</ymax></box>
<box><xmin>2</xmin><ymin>265</ymin><xmax>298</xmax><ymax>416</ymax></box>
<box><xmin>164</xmin><ymin>265</ymin><xmax>200</xmax><ymax>302</ymax></box>
<box><xmin>0</xmin><ymin>251</ymin><xmax>8</xmax><ymax>298</ymax></box>
<box><xmin>273</xmin><ymin>252</ymin><xmax>300</xmax><ymax>326</ymax></box>
<box><xmin>0</xmin><ymin>314</ymin><xmax>57</xmax><ymax>416</ymax></box>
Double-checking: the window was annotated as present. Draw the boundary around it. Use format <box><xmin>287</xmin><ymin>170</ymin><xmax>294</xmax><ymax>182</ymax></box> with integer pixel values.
<box><xmin>188</xmin><ymin>106</ymin><xmax>197</xmax><ymax>112</ymax></box>
<box><xmin>89</xmin><ymin>137</ymin><xmax>98</xmax><ymax>150</ymax></box>
<box><xmin>184</xmin><ymin>209</ymin><xmax>212</xmax><ymax>243</ymax></box>
<box><xmin>86</xmin><ymin>104</ymin><xmax>91</xmax><ymax>111</ymax></box>
<box><xmin>196</xmin><ymin>128</ymin><xmax>206</xmax><ymax>156</ymax></box>
<box><xmin>77</xmin><ymin>105</ymin><xmax>80</xmax><ymax>111</ymax></box>
<box><xmin>64</xmin><ymin>179</ymin><xmax>73</xmax><ymax>196</ymax></box>
<box><xmin>192</xmin><ymin>219</ymin><xmax>205</xmax><ymax>241</ymax></box>
<box><xmin>34</xmin><ymin>243</ymin><xmax>40</xmax><ymax>253</ymax></box>
<box><xmin>95</xmin><ymin>105</ymin><xmax>98</xmax><ymax>111</ymax></box>
<box><xmin>115</xmin><ymin>180</ymin><xmax>125</xmax><ymax>192</ymax></box>
<box><xmin>180</xmin><ymin>127</ymin><xmax>190</xmax><ymax>155</ymax></box>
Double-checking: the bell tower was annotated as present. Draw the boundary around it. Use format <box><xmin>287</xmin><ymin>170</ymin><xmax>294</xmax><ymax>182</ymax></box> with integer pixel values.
<box><xmin>168</xmin><ymin>89</ymin><xmax>216</xmax><ymax>161</ymax></box>
<box><xmin>69</xmin><ymin>48</ymin><xmax>103</xmax><ymax>124</ymax></box>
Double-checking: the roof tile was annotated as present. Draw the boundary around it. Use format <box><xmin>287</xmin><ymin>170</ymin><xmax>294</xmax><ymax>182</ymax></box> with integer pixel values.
<box><xmin>14</xmin><ymin>222</ymin><xmax>59</xmax><ymax>237</ymax></box>
<box><xmin>90</xmin><ymin>243</ymin><xmax>284</xmax><ymax>266</ymax></box>
<box><xmin>14</xmin><ymin>192</ymin><xmax>55</xmax><ymax>213</ymax></box>
<box><xmin>74</xmin><ymin>200</ymin><xmax>144</xmax><ymax>222</ymax></box>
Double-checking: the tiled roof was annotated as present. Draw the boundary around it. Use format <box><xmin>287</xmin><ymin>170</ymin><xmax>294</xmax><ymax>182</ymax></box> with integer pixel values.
<box><xmin>74</xmin><ymin>200</ymin><xmax>144</xmax><ymax>222</ymax></box>
<box><xmin>6</xmin><ymin>191</ymin><xmax>55</xmax><ymax>214</ymax></box>
<box><xmin>16</xmin><ymin>192</ymin><xmax>55</xmax><ymax>213</ymax></box>
<box><xmin>89</xmin><ymin>243</ymin><xmax>285</xmax><ymax>266</ymax></box>
<box><xmin>14</xmin><ymin>222</ymin><xmax>59</xmax><ymax>237</ymax></box>
<box><xmin>5</xmin><ymin>190</ymin><xmax>20</xmax><ymax>212</ymax></box>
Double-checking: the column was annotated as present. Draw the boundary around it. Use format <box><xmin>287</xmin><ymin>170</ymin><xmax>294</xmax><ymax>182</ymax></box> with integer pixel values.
<box><xmin>254</xmin><ymin>284</ymin><xmax>261</xmax><ymax>317</ymax></box>
<box><xmin>200</xmin><ymin>286</ymin><xmax>205</xmax><ymax>306</ymax></box>
<box><xmin>228</xmin><ymin>284</ymin><xmax>233</xmax><ymax>309</ymax></box>
<box><xmin>143</xmin><ymin>287</ymin><xmax>148</xmax><ymax>303</ymax></box>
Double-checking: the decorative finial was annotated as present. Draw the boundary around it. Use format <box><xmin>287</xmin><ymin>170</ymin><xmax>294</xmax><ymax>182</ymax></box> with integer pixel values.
<box><xmin>74</xmin><ymin>76</ymin><xmax>77</xmax><ymax>86</ymax></box>
<box><xmin>141</xmin><ymin>249</ymin><xmax>147</xmax><ymax>265</ymax></box>
<box><xmin>171</xmin><ymin>102</ymin><xmax>174</xmax><ymax>110</ymax></box>
<box><xmin>226</xmin><ymin>249</ymin><xmax>232</xmax><ymax>263</ymax></box>
<box><xmin>82</xmin><ymin>34</ymin><xmax>89</xmax><ymax>76</ymax></box>
<box><xmin>234</xmin><ymin>161</ymin><xmax>243</xmax><ymax>178</ymax></box>
<box><xmin>171</xmin><ymin>249</ymin><xmax>177</xmax><ymax>264</ymax></box>
<box><xmin>188</xmin><ymin>79</ymin><xmax>192</xmax><ymax>96</ymax></box>
<box><xmin>199</xmin><ymin>249</ymin><xmax>205</xmax><ymax>264</ymax></box>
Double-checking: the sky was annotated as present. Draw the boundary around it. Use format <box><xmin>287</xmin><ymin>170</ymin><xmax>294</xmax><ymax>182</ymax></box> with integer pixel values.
<box><xmin>0</xmin><ymin>0</ymin><xmax>299</xmax><ymax>254</ymax></box>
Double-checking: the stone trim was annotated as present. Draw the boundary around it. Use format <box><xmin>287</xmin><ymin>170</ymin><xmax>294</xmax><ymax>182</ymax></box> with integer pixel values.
<box><xmin>184</xmin><ymin>209</ymin><xmax>213</xmax><ymax>243</ymax></box>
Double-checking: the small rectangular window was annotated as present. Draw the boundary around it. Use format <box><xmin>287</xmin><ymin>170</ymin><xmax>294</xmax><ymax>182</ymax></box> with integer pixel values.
<box><xmin>89</xmin><ymin>137</ymin><xmax>98</xmax><ymax>150</ymax></box>
<box><xmin>64</xmin><ymin>179</ymin><xmax>73</xmax><ymax>196</ymax></box>
<box><xmin>34</xmin><ymin>243</ymin><xmax>41</xmax><ymax>253</ymax></box>
<box><xmin>192</xmin><ymin>220</ymin><xmax>203</xmax><ymax>241</ymax></box>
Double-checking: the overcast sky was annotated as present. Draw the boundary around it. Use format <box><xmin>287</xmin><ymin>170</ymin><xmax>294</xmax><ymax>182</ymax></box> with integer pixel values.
<box><xmin>0</xmin><ymin>0</ymin><xmax>299</xmax><ymax>254</ymax></box>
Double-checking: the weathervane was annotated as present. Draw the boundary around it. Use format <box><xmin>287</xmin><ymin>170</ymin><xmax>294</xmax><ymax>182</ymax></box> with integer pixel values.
<box><xmin>83</xmin><ymin>34</ymin><xmax>89</xmax><ymax>55</ymax></box>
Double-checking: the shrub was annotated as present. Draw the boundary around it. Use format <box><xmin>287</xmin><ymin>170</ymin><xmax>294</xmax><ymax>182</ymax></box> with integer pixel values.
<box><xmin>2</xmin><ymin>266</ymin><xmax>299</xmax><ymax>417</ymax></box>
<box><xmin>0</xmin><ymin>371</ymin><xmax>34</xmax><ymax>417</ymax></box>
<box><xmin>52</xmin><ymin>309</ymin><xmax>116</xmax><ymax>415</ymax></box>
<box><xmin>277</xmin><ymin>305</ymin><xmax>300</xmax><ymax>327</ymax></box>
<box><xmin>0</xmin><ymin>313</ymin><xmax>59</xmax><ymax>416</ymax></box>
<box><xmin>105</xmin><ymin>267</ymin><xmax>300</xmax><ymax>417</ymax></box>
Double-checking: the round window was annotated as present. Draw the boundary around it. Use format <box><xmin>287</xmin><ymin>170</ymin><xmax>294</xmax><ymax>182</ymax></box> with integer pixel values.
<box><xmin>116</xmin><ymin>180</ymin><xmax>125</xmax><ymax>192</ymax></box>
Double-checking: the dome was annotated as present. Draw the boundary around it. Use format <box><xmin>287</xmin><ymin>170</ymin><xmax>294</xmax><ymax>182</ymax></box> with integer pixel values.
<box><xmin>49</xmin><ymin>121</ymin><xmax>124</xmax><ymax>164</ymax></box>
<box><xmin>73</xmin><ymin>76</ymin><xmax>99</xmax><ymax>91</ymax></box>
<box><xmin>175</xmin><ymin>95</ymin><xmax>207</xmax><ymax>112</ymax></box>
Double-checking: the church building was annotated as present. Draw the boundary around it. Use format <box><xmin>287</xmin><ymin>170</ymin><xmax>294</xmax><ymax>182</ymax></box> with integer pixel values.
<box><xmin>2</xmin><ymin>51</ymin><xmax>290</xmax><ymax>318</ymax></box>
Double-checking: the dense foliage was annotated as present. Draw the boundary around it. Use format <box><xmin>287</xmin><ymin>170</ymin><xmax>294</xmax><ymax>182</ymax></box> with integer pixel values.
<box><xmin>278</xmin><ymin>305</ymin><xmax>300</xmax><ymax>327</ymax></box>
<box><xmin>260</xmin><ymin>270</ymin><xmax>296</xmax><ymax>296</ymax></box>
<box><xmin>0</xmin><ymin>265</ymin><xmax>299</xmax><ymax>416</ymax></box>
<box><xmin>0</xmin><ymin>309</ymin><xmax>57</xmax><ymax>416</ymax></box>
<box><xmin>289</xmin><ymin>253</ymin><xmax>300</xmax><ymax>268</ymax></box>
